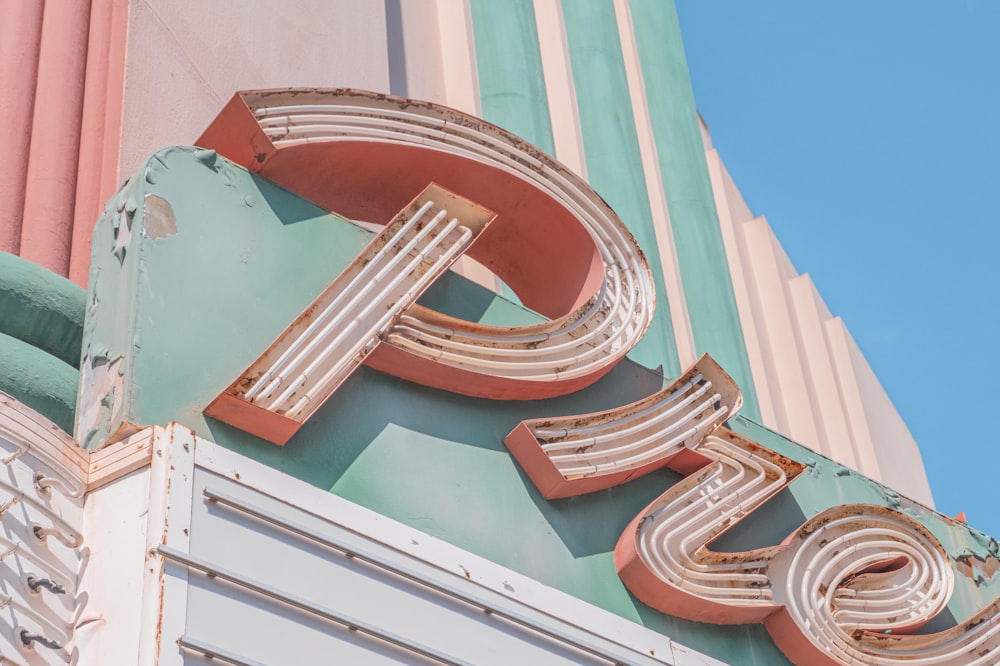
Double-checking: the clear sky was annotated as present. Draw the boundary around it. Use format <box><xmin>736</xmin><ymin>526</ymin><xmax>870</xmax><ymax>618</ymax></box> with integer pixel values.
<box><xmin>674</xmin><ymin>2</ymin><xmax>1000</xmax><ymax>538</ymax></box>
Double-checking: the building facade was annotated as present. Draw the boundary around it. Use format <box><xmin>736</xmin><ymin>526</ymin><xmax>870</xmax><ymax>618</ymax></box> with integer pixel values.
<box><xmin>0</xmin><ymin>2</ymin><xmax>996</xmax><ymax>665</ymax></box>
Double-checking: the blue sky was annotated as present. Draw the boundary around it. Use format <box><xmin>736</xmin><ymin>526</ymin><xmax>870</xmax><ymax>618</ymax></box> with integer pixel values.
<box><xmin>675</xmin><ymin>2</ymin><xmax>1000</xmax><ymax>537</ymax></box>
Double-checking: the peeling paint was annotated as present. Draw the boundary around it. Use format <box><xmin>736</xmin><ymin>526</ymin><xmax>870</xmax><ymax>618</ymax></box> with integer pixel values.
<box><xmin>142</xmin><ymin>195</ymin><xmax>176</xmax><ymax>240</ymax></box>
<box><xmin>194</xmin><ymin>148</ymin><xmax>218</xmax><ymax>169</ymax></box>
<box><xmin>77</xmin><ymin>355</ymin><xmax>124</xmax><ymax>450</ymax></box>
<box><xmin>111</xmin><ymin>209</ymin><xmax>132</xmax><ymax>265</ymax></box>
<box><xmin>873</xmin><ymin>481</ymin><xmax>903</xmax><ymax>510</ymax></box>
<box><xmin>192</xmin><ymin>147</ymin><xmax>237</xmax><ymax>186</ymax></box>
<box><xmin>955</xmin><ymin>551</ymin><xmax>1000</xmax><ymax>586</ymax></box>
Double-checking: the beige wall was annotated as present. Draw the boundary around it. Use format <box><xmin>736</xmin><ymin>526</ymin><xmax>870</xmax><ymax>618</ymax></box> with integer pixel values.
<box><xmin>705</xmin><ymin>145</ymin><xmax>933</xmax><ymax>505</ymax></box>
<box><xmin>118</xmin><ymin>0</ymin><xmax>391</xmax><ymax>179</ymax></box>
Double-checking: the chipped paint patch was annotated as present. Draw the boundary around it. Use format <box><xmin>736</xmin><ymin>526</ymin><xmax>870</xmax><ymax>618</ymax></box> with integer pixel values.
<box><xmin>112</xmin><ymin>209</ymin><xmax>132</xmax><ymax>264</ymax></box>
<box><xmin>143</xmin><ymin>194</ymin><xmax>177</xmax><ymax>239</ymax></box>
<box><xmin>955</xmin><ymin>551</ymin><xmax>1000</xmax><ymax>586</ymax></box>
<box><xmin>77</xmin><ymin>355</ymin><xmax>124</xmax><ymax>450</ymax></box>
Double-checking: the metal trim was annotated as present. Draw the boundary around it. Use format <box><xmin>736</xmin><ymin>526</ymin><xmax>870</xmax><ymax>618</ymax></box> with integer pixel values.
<box><xmin>178</xmin><ymin>636</ymin><xmax>267</xmax><ymax>666</ymax></box>
<box><xmin>200</xmin><ymin>487</ymin><xmax>660</xmax><ymax>666</ymax></box>
<box><xmin>158</xmin><ymin>545</ymin><xmax>472</xmax><ymax>666</ymax></box>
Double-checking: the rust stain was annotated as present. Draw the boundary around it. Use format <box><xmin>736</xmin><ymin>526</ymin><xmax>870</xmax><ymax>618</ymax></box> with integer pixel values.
<box><xmin>155</xmin><ymin>567</ymin><xmax>165</xmax><ymax>660</ymax></box>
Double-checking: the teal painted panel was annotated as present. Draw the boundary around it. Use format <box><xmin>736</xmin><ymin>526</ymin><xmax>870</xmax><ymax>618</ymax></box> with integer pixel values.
<box><xmin>560</xmin><ymin>0</ymin><xmax>680</xmax><ymax>377</ymax></box>
<box><xmin>469</xmin><ymin>0</ymin><xmax>554</xmax><ymax>155</ymax></box>
<box><xmin>417</xmin><ymin>270</ymin><xmax>542</xmax><ymax>327</ymax></box>
<box><xmin>628</xmin><ymin>0</ymin><xmax>760</xmax><ymax>419</ymax></box>
<box><xmin>79</xmin><ymin>150</ymin><xmax>999</xmax><ymax>665</ymax></box>
<box><xmin>80</xmin><ymin>147</ymin><xmax>374</xmax><ymax>448</ymax></box>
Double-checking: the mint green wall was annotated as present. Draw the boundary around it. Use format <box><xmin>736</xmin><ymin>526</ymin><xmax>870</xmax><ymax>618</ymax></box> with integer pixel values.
<box><xmin>559</xmin><ymin>0</ymin><xmax>680</xmax><ymax>376</ymax></box>
<box><xmin>470</xmin><ymin>0</ymin><xmax>554</xmax><ymax>155</ymax></box>
<box><xmin>78</xmin><ymin>151</ymin><xmax>998</xmax><ymax>665</ymax></box>
<box><xmin>629</xmin><ymin>0</ymin><xmax>760</xmax><ymax>419</ymax></box>
<box><xmin>79</xmin><ymin>147</ymin><xmax>373</xmax><ymax>449</ymax></box>
<box><xmin>468</xmin><ymin>0</ymin><xmax>553</xmax><ymax>305</ymax></box>
<box><xmin>470</xmin><ymin>0</ymin><xmax>758</xmax><ymax>414</ymax></box>
<box><xmin>469</xmin><ymin>0</ymin><xmax>680</xmax><ymax>375</ymax></box>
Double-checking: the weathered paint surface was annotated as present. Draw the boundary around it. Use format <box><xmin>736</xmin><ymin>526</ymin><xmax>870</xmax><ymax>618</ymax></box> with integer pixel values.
<box><xmin>78</xmin><ymin>146</ymin><xmax>373</xmax><ymax>450</ymax></box>
<box><xmin>728</xmin><ymin>415</ymin><xmax>1000</xmax><ymax>635</ymax></box>
<box><xmin>77</xmin><ymin>148</ymin><xmax>1000</xmax><ymax>665</ymax></box>
<box><xmin>197</xmin><ymin>89</ymin><xmax>621</xmax><ymax>322</ymax></box>
<box><xmin>505</xmin><ymin>354</ymin><xmax>741</xmax><ymax>498</ymax></box>
<box><xmin>504</xmin><ymin>345</ymin><xmax>1000</xmax><ymax>663</ymax></box>
<box><xmin>0</xmin><ymin>394</ymin><xmax>87</xmax><ymax>660</ymax></box>
<box><xmin>194</xmin><ymin>89</ymin><xmax>664</xmax><ymax>411</ymax></box>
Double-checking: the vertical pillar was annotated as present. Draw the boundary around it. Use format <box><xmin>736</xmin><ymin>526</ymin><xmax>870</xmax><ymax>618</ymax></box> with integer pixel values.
<box><xmin>560</xmin><ymin>0</ymin><xmax>680</xmax><ymax>376</ymax></box>
<box><xmin>469</xmin><ymin>0</ymin><xmax>554</xmax><ymax>155</ymax></box>
<box><xmin>468</xmin><ymin>0</ymin><xmax>555</xmax><ymax>300</ymax></box>
<box><xmin>70</xmin><ymin>0</ymin><xmax>129</xmax><ymax>287</ymax></box>
<box><xmin>628</xmin><ymin>0</ymin><xmax>759</xmax><ymax>416</ymax></box>
<box><xmin>20</xmin><ymin>0</ymin><xmax>93</xmax><ymax>276</ymax></box>
<box><xmin>0</xmin><ymin>1</ymin><xmax>45</xmax><ymax>255</ymax></box>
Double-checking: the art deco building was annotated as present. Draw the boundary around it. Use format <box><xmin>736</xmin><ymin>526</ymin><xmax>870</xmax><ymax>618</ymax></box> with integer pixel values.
<box><xmin>0</xmin><ymin>2</ymin><xmax>995</xmax><ymax>665</ymax></box>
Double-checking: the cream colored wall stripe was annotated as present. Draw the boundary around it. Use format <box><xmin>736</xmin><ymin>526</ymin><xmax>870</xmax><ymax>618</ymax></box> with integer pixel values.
<box><xmin>705</xmin><ymin>146</ymin><xmax>888</xmax><ymax>484</ymax></box>
<box><xmin>531</xmin><ymin>0</ymin><xmax>587</xmax><ymax>179</ymax></box>
<box><xmin>433</xmin><ymin>0</ymin><xmax>481</xmax><ymax>117</ymax></box>
<box><xmin>787</xmin><ymin>274</ymin><xmax>857</xmax><ymax>465</ymax></box>
<box><xmin>741</xmin><ymin>217</ymin><xmax>822</xmax><ymax>450</ymax></box>
<box><xmin>704</xmin><ymin>142</ymin><xmax>934</xmax><ymax>499</ymax></box>
<box><xmin>607</xmin><ymin>28</ymin><xmax>935</xmax><ymax>501</ymax></box>
<box><xmin>397</xmin><ymin>1</ymin><xmax>499</xmax><ymax>292</ymax></box>
<box><xmin>704</xmin><ymin>150</ymin><xmax>777</xmax><ymax>426</ymax></box>
<box><xmin>845</xmin><ymin>337</ymin><xmax>933</xmax><ymax>505</ymax></box>
<box><xmin>393</xmin><ymin>2</ymin><xmax>446</xmax><ymax>104</ymax></box>
<box><xmin>610</xmin><ymin>0</ymin><xmax>697</xmax><ymax>367</ymax></box>
<box><xmin>824</xmin><ymin>318</ymin><xmax>884</xmax><ymax>481</ymax></box>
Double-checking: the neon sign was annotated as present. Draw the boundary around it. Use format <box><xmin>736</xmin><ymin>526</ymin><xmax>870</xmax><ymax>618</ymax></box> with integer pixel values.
<box><xmin>200</xmin><ymin>89</ymin><xmax>999</xmax><ymax>666</ymax></box>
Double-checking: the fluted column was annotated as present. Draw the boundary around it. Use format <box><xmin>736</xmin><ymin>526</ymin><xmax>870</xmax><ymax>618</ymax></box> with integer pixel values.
<box><xmin>19</xmin><ymin>0</ymin><xmax>94</xmax><ymax>276</ymax></box>
<box><xmin>0</xmin><ymin>1</ymin><xmax>45</xmax><ymax>255</ymax></box>
<box><xmin>70</xmin><ymin>0</ymin><xmax>129</xmax><ymax>287</ymax></box>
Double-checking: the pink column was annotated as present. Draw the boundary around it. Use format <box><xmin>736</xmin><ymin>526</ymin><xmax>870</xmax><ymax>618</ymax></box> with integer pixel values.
<box><xmin>0</xmin><ymin>1</ymin><xmax>45</xmax><ymax>255</ymax></box>
<box><xmin>19</xmin><ymin>0</ymin><xmax>93</xmax><ymax>276</ymax></box>
<box><xmin>69</xmin><ymin>0</ymin><xmax>129</xmax><ymax>287</ymax></box>
<box><xmin>100</xmin><ymin>0</ymin><xmax>129</xmax><ymax>204</ymax></box>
